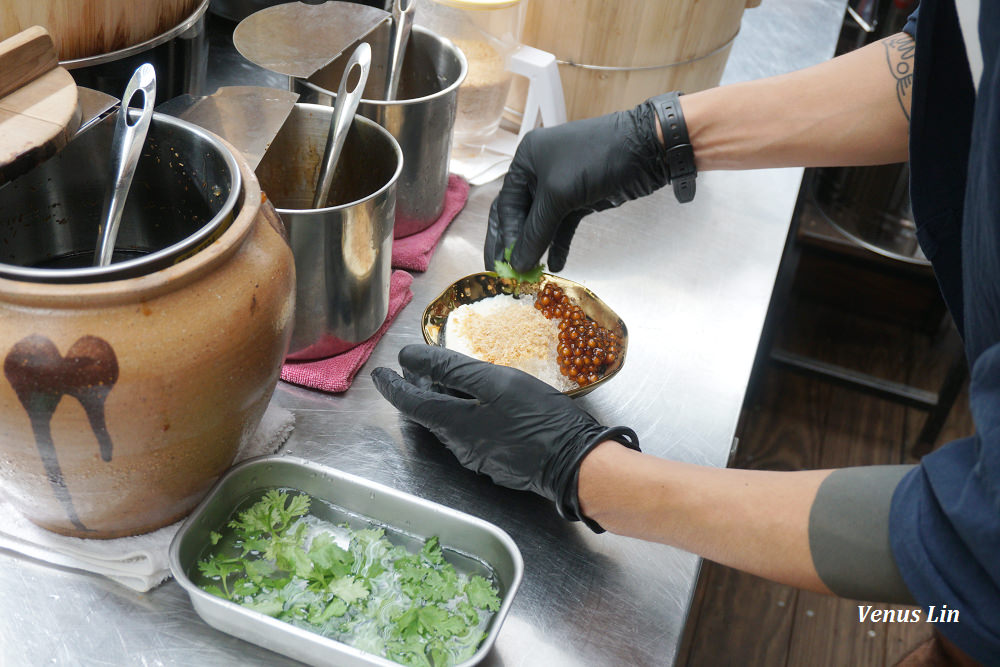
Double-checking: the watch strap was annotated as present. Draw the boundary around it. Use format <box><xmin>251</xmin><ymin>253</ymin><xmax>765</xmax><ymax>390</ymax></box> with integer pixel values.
<box><xmin>650</xmin><ymin>91</ymin><xmax>697</xmax><ymax>203</ymax></box>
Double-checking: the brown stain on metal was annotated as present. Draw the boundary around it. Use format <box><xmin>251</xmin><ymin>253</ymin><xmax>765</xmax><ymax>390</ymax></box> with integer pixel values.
<box><xmin>3</xmin><ymin>334</ymin><xmax>120</xmax><ymax>531</ymax></box>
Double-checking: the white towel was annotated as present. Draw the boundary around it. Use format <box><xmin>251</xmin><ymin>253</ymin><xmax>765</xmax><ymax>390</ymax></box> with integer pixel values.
<box><xmin>0</xmin><ymin>401</ymin><xmax>295</xmax><ymax>592</ymax></box>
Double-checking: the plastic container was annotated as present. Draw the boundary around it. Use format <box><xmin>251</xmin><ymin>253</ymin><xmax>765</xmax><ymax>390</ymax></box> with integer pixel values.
<box><xmin>418</xmin><ymin>0</ymin><xmax>525</xmax><ymax>150</ymax></box>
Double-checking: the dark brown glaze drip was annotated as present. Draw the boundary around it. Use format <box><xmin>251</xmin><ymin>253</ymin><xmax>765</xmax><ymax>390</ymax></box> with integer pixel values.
<box><xmin>4</xmin><ymin>335</ymin><xmax>87</xmax><ymax>531</ymax></box>
<box><xmin>3</xmin><ymin>334</ymin><xmax>121</xmax><ymax>530</ymax></box>
<box><xmin>62</xmin><ymin>336</ymin><xmax>119</xmax><ymax>462</ymax></box>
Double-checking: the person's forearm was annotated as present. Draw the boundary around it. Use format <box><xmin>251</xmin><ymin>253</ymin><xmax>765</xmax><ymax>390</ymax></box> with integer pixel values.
<box><xmin>578</xmin><ymin>441</ymin><xmax>834</xmax><ymax>592</ymax></box>
<box><xmin>677</xmin><ymin>33</ymin><xmax>914</xmax><ymax>171</ymax></box>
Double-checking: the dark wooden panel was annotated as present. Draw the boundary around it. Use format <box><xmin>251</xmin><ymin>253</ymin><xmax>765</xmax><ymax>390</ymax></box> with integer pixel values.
<box><xmin>784</xmin><ymin>301</ymin><xmax>908</xmax><ymax>665</ymax></box>
<box><xmin>787</xmin><ymin>593</ymin><xmax>891</xmax><ymax>667</ymax></box>
<box><xmin>680</xmin><ymin>562</ymin><xmax>798</xmax><ymax>667</ymax></box>
<box><xmin>884</xmin><ymin>606</ymin><xmax>934</xmax><ymax>665</ymax></box>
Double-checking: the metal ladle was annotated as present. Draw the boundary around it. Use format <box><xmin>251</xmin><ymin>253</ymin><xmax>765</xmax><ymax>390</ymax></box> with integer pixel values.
<box><xmin>312</xmin><ymin>43</ymin><xmax>372</xmax><ymax>209</ymax></box>
<box><xmin>385</xmin><ymin>0</ymin><xmax>415</xmax><ymax>101</ymax></box>
<box><xmin>93</xmin><ymin>63</ymin><xmax>155</xmax><ymax>267</ymax></box>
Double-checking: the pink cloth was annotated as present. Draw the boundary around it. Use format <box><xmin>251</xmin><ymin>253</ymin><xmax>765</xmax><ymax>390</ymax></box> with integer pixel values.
<box><xmin>280</xmin><ymin>271</ymin><xmax>414</xmax><ymax>393</ymax></box>
<box><xmin>392</xmin><ymin>175</ymin><xmax>470</xmax><ymax>272</ymax></box>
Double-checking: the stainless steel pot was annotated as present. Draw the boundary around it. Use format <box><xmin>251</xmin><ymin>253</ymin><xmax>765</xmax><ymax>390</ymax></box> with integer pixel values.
<box><xmin>0</xmin><ymin>110</ymin><xmax>241</xmax><ymax>283</ymax></box>
<box><xmin>812</xmin><ymin>163</ymin><xmax>926</xmax><ymax>265</ymax></box>
<box><xmin>62</xmin><ymin>0</ymin><xmax>209</xmax><ymax>102</ymax></box>
<box><xmin>255</xmin><ymin>103</ymin><xmax>403</xmax><ymax>360</ymax></box>
<box><xmin>293</xmin><ymin>25</ymin><xmax>466</xmax><ymax>237</ymax></box>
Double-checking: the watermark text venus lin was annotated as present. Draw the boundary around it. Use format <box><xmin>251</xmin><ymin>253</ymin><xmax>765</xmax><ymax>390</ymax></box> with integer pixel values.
<box><xmin>858</xmin><ymin>605</ymin><xmax>960</xmax><ymax>623</ymax></box>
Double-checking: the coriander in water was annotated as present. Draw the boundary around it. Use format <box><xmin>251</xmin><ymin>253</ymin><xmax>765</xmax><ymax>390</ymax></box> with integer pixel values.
<box><xmin>195</xmin><ymin>489</ymin><xmax>501</xmax><ymax>667</ymax></box>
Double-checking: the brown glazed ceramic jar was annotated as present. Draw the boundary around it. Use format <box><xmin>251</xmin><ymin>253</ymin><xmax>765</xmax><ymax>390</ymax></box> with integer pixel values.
<box><xmin>0</xmin><ymin>158</ymin><xmax>295</xmax><ymax>538</ymax></box>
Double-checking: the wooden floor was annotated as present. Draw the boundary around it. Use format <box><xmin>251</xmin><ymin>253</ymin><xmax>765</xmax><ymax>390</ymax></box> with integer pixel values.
<box><xmin>674</xmin><ymin>262</ymin><xmax>974</xmax><ymax>666</ymax></box>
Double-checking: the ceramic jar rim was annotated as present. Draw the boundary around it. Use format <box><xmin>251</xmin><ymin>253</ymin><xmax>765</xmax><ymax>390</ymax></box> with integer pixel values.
<box><xmin>0</xmin><ymin>146</ymin><xmax>265</xmax><ymax>309</ymax></box>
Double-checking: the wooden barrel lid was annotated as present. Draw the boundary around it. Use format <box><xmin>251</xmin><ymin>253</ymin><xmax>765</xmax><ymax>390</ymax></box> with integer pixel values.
<box><xmin>0</xmin><ymin>26</ymin><xmax>81</xmax><ymax>186</ymax></box>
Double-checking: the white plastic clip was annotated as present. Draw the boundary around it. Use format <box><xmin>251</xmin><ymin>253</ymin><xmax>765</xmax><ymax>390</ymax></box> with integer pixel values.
<box><xmin>507</xmin><ymin>44</ymin><xmax>567</xmax><ymax>142</ymax></box>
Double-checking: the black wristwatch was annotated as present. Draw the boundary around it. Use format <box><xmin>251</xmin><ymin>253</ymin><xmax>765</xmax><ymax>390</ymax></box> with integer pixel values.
<box><xmin>649</xmin><ymin>91</ymin><xmax>697</xmax><ymax>203</ymax></box>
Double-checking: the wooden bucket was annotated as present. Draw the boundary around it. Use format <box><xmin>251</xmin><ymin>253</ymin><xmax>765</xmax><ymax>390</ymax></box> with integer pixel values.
<box><xmin>0</xmin><ymin>0</ymin><xmax>202</xmax><ymax>61</ymax></box>
<box><xmin>509</xmin><ymin>0</ymin><xmax>761</xmax><ymax>121</ymax></box>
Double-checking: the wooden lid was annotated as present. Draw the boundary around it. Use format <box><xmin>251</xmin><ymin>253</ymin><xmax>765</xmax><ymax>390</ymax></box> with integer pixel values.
<box><xmin>0</xmin><ymin>26</ymin><xmax>81</xmax><ymax>186</ymax></box>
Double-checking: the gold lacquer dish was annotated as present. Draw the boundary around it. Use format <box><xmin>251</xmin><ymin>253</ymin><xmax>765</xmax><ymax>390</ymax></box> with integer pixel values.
<box><xmin>421</xmin><ymin>272</ymin><xmax>628</xmax><ymax>397</ymax></box>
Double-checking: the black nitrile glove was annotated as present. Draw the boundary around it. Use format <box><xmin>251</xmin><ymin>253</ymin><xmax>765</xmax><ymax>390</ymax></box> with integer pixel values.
<box><xmin>484</xmin><ymin>98</ymin><xmax>669</xmax><ymax>273</ymax></box>
<box><xmin>371</xmin><ymin>345</ymin><xmax>639</xmax><ymax>532</ymax></box>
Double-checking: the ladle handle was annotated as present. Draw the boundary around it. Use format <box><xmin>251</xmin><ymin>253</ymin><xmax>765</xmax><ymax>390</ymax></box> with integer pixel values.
<box><xmin>313</xmin><ymin>43</ymin><xmax>372</xmax><ymax>209</ymax></box>
<box><xmin>94</xmin><ymin>63</ymin><xmax>156</xmax><ymax>267</ymax></box>
<box><xmin>385</xmin><ymin>0</ymin><xmax>415</xmax><ymax>101</ymax></box>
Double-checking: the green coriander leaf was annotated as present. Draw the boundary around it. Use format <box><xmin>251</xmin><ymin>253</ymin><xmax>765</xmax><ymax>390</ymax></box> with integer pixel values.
<box><xmin>465</xmin><ymin>576</ymin><xmax>501</xmax><ymax>612</ymax></box>
<box><xmin>308</xmin><ymin>532</ymin><xmax>353</xmax><ymax>580</ymax></box>
<box><xmin>420</xmin><ymin>536</ymin><xmax>444</xmax><ymax>566</ymax></box>
<box><xmin>455</xmin><ymin>600</ymin><xmax>479</xmax><ymax>625</ymax></box>
<box><xmin>494</xmin><ymin>245</ymin><xmax>545</xmax><ymax>285</ymax></box>
<box><xmin>427</xmin><ymin>639</ymin><xmax>450</xmax><ymax>667</ymax></box>
<box><xmin>232</xmin><ymin>578</ymin><xmax>261</xmax><ymax>598</ymax></box>
<box><xmin>283</xmin><ymin>493</ymin><xmax>311</xmax><ymax>522</ymax></box>
<box><xmin>385</xmin><ymin>635</ymin><xmax>433</xmax><ymax>667</ymax></box>
<box><xmin>243</xmin><ymin>557</ymin><xmax>278</xmax><ymax>584</ymax></box>
<box><xmin>288</xmin><ymin>547</ymin><xmax>314</xmax><ymax>579</ymax></box>
<box><xmin>240</xmin><ymin>536</ymin><xmax>270</xmax><ymax>558</ymax></box>
<box><xmin>452</xmin><ymin>634</ymin><xmax>486</xmax><ymax>664</ymax></box>
<box><xmin>393</xmin><ymin>607</ymin><xmax>421</xmax><ymax>639</ymax></box>
<box><xmin>196</xmin><ymin>555</ymin><xmax>243</xmax><ymax>598</ymax></box>
<box><xmin>209</xmin><ymin>531</ymin><xmax>222</xmax><ymax>545</ymax></box>
<box><xmin>418</xmin><ymin>605</ymin><xmax>467</xmax><ymax>639</ymax></box>
<box><xmin>328</xmin><ymin>575</ymin><xmax>369</xmax><ymax>605</ymax></box>
<box><xmin>421</xmin><ymin>567</ymin><xmax>460</xmax><ymax>603</ymax></box>
<box><xmin>307</xmin><ymin>597</ymin><xmax>348</xmax><ymax>624</ymax></box>
<box><xmin>244</xmin><ymin>597</ymin><xmax>284</xmax><ymax>618</ymax></box>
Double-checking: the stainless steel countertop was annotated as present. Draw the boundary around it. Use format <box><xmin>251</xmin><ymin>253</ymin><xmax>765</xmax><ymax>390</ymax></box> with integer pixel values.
<box><xmin>0</xmin><ymin>2</ymin><xmax>846</xmax><ymax>665</ymax></box>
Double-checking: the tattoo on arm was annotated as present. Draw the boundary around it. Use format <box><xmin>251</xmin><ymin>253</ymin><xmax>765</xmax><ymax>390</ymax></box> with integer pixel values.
<box><xmin>883</xmin><ymin>34</ymin><xmax>915</xmax><ymax>122</ymax></box>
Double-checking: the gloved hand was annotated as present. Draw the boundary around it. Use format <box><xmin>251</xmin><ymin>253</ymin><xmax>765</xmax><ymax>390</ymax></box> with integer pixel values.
<box><xmin>371</xmin><ymin>345</ymin><xmax>639</xmax><ymax>532</ymax></box>
<box><xmin>484</xmin><ymin>98</ymin><xmax>669</xmax><ymax>273</ymax></box>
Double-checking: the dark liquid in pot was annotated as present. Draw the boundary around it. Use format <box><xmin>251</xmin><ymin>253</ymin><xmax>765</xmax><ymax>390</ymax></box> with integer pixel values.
<box><xmin>32</xmin><ymin>249</ymin><xmax>150</xmax><ymax>270</ymax></box>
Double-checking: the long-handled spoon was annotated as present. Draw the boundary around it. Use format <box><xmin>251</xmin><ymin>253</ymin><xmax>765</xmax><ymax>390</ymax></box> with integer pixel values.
<box><xmin>312</xmin><ymin>43</ymin><xmax>372</xmax><ymax>209</ymax></box>
<box><xmin>93</xmin><ymin>63</ymin><xmax>156</xmax><ymax>267</ymax></box>
<box><xmin>384</xmin><ymin>0</ymin><xmax>415</xmax><ymax>101</ymax></box>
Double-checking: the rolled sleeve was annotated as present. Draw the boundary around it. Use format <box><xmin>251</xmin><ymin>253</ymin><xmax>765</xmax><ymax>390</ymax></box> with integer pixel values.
<box><xmin>903</xmin><ymin>5</ymin><xmax>919</xmax><ymax>38</ymax></box>
<box><xmin>889</xmin><ymin>343</ymin><xmax>1000</xmax><ymax>663</ymax></box>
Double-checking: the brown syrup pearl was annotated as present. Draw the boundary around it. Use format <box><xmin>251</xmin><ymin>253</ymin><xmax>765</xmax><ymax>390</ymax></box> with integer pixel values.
<box><xmin>541</xmin><ymin>282</ymin><xmax>619</xmax><ymax>387</ymax></box>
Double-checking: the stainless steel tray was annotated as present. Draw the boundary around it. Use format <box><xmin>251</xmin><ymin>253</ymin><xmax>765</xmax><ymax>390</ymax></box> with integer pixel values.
<box><xmin>168</xmin><ymin>455</ymin><xmax>523</xmax><ymax>666</ymax></box>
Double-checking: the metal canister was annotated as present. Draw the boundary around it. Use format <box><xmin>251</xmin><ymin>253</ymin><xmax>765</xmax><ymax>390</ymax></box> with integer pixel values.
<box><xmin>294</xmin><ymin>25</ymin><xmax>466</xmax><ymax>238</ymax></box>
<box><xmin>255</xmin><ymin>103</ymin><xmax>403</xmax><ymax>360</ymax></box>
